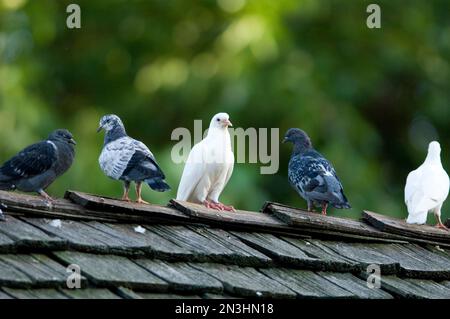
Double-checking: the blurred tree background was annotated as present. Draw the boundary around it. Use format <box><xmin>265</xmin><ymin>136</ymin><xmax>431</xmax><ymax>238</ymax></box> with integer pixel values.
<box><xmin>0</xmin><ymin>0</ymin><xmax>449</xmax><ymax>222</ymax></box>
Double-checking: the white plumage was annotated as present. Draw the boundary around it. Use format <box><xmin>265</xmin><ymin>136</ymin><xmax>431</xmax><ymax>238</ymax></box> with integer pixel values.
<box><xmin>176</xmin><ymin>113</ymin><xmax>235</xmax><ymax>211</ymax></box>
<box><xmin>405</xmin><ymin>141</ymin><xmax>449</xmax><ymax>228</ymax></box>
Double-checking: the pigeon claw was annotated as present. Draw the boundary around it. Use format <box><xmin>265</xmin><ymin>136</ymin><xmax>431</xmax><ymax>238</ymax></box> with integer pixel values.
<box><xmin>203</xmin><ymin>200</ymin><xmax>235</xmax><ymax>212</ymax></box>
<box><xmin>435</xmin><ymin>223</ymin><xmax>449</xmax><ymax>231</ymax></box>
<box><xmin>218</xmin><ymin>203</ymin><xmax>235</xmax><ymax>212</ymax></box>
<box><xmin>122</xmin><ymin>196</ymin><xmax>131</xmax><ymax>202</ymax></box>
<box><xmin>136</xmin><ymin>198</ymin><xmax>150</xmax><ymax>205</ymax></box>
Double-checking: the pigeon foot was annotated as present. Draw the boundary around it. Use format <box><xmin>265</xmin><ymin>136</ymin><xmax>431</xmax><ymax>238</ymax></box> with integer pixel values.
<box><xmin>217</xmin><ymin>202</ymin><xmax>235</xmax><ymax>212</ymax></box>
<box><xmin>321</xmin><ymin>203</ymin><xmax>328</xmax><ymax>216</ymax></box>
<box><xmin>435</xmin><ymin>223</ymin><xmax>449</xmax><ymax>230</ymax></box>
<box><xmin>203</xmin><ymin>200</ymin><xmax>223</xmax><ymax>211</ymax></box>
<box><xmin>136</xmin><ymin>198</ymin><xmax>150</xmax><ymax>205</ymax></box>
<box><xmin>122</xmin><ymin>196</ymin><xmax>131</xmax><ymax>202</ymax></box>
<box><xmin>38</xmin><ymin>190</ymin><xmax>54</xmax><ymax>203</ymax></box>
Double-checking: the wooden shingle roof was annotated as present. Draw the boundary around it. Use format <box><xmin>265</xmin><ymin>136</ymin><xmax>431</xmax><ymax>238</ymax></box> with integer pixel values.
<box><xmin>0</xmin><ymin>190</ymin><xmax>449</xmax><ymax>299</ymax></box>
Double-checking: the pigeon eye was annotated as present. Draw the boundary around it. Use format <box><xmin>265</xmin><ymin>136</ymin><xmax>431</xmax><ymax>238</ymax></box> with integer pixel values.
<box><xmin>216</xmin><ymin>118</ymin><xmax>220</xmax><ymax>122</ymax></box>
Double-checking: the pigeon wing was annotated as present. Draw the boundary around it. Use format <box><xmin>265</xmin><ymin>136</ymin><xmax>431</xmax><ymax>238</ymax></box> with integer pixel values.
<box><xmin>121</xmin><ymin>149</ymin><xmax>166</xmax><ymax>181</ymax></box>
<box><xmin>405</xmin><ymin>166</ymin><xmax>450</xmax><ymax>215</ymax></box>
<box><xmin>290</xmin><ymin>152</ymin><xmax>347</xmax><ymax>205</ymax></box>
<box><xmin>0</xmin><ymin>141</ymin><xmax>57</xmax><ymax>180</ymax></box>
<box><xmin>176</xmin><ymin>142</ymin><xmax>206</xmax><ymax>201</ymax></box>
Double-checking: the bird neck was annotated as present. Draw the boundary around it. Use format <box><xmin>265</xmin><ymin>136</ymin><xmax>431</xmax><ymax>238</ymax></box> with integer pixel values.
<box><xmin>207</xmin><ymin>127</ymin><xmax>231</xmax><ymax>147</ymax></box>
<box><xmin>104</xmin><ymin>125</ymin><xmax>127</xmax><ymax>145</ymax></box>
<box><xmin>51</xmin><ymin>140</ymin><xmax>75</xmax><ymax>172</ymax></box>
<box><xmin>424</xmin><ymin>151</ymin><xmax>442</xmax><ymax>166</ymax></box>
<box><xmin>292</xmin><ymin>142</ymin><xmax>312</xmax><ymax>156</ymax></box>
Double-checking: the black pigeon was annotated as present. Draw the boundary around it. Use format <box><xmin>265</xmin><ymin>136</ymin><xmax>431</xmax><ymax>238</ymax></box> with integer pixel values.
<box><xmin>0</xmin><ymin>129</ymin><xmax>76</xmax><ymax>201</ymax></box>
<box><xmin>283</xmin><ymin>128</ymin><xmax>351</xmax><ymax>215</ymax></box>
<box><xmin>97</xmin><ymin>114</ymin><xmax>170</xmax><ymax>204</ymax></box>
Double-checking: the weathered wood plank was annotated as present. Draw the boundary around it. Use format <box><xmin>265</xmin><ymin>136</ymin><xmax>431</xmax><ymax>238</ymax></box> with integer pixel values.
<box><xmin>53</xmin><ymin>251</ymin><xmax>168</xmax><ymax>291</ymax></box>
<box><xmin>264</xmin><ymin>202</ymin><xmax>410</xmax><ymax>243</ymax></box>
<box><xmin>189</xmin><ymin>263</ymin><xmax>297</xmax><ymax>298</ymax></box>
<box><xmin>0</xmin><ymin>254</ymin><xmax>85</xmax><ymax>288</ymax></box>
<box><xmin>62</xmin><ymin>288</ymin><xmax>121</xmax><ymax>299</ymax></box>
<box><xmin>375</xmin><ymin>276</ymin><xmax>450</xmax><ymax>299</ymax></box>
<box><xmin>231</xmin><ymin>232</ymin><xmax>322</xmax><ymax>269</ymax></box>
<box><xmin>260</xmin><ymin>268</ymin><xmax>354</xmax><ymax>298</ymax></box>
<box><xmin>23</xmin><ymin>218</ymin><xmax>133</xmax><ymax>254</ymax></box>
<box><xmin>150</xmin><ymin>225</ymin><xmax>268</xmax><ymax>266</ymax></box>
<box><xmin>0</xmin><ymin>231</ymin><xmax>15</xmax><ymax>253</ymax></box>
<box><xmin>189</xmin><ymin>227</ymin><xmax>273</xmax><ymax>267</ymax></box>
<box><xmin>202</xmin><ymin>293</ymin><xmax>239</xmax><ymax>299</ymax></box>
<box><xmin>115</xmin><ymin>287</ymin><xmax>144</xmax><ymax>299</ymax></box>
<box><xmin>364</xmin><ymin>210</ymin><xmax>450</xmax><ymax>243</ymax></box>
<box><xmin>84</xmin><ymin>222</ymin><xmax>193</xmax><ymax>260</ymax></box>
<box><xmin>0</xmin><ymin>259</ymin><xmax>34</xmax><ymax>287</ymax></box>
<box><xmin>0</xmin><ymin>216</ymin><xmax>66</xmax><ymax>250</ymax></box>
<box><xmin>0</xmin><ymin>289</ymin><xmax>13</xmax><ymax>299</ymax></box>
<box><xmin>281</xmin><ymin>238</ymin><xmax>360</xmax><ymax>272</ymax></box>
<box><xmin>134</xmin><ymin>260</ymin><xmax>223</xmax><ymax>294</ymax></box>
<box><xmin>321</xmin><ymin>242</ymin><xmax>400</xmax><ymax>274</ymax></box>
<box><xmin>0</xmin><ymin>190</ymin><xmax>116</xmax><ymax>222</ymax></box>
<box><xmin>2</xmin><ymin>288</ymin><xmax>69</xmax><ymax>299</ymax></box>
<box><xmin>66</xmin><ymin>191</ymin><xmax>190</xmax><ymax>223</ymax></box>
<box><xmin>170</xmin><ymin>200</ymin><xmax>304</xmax><ymax>236</ymax></box>
<box><xmin>370</xmin><ymin>244</ymin><xmax>450</xmax><ymax>280</ymax></box>
<box><xmin>317</xmin><ymin>272</ymin><xmax>393</xmax><ymax>299</ymax></box>
<box><xmin>135</xmin><ymin>292</ymin><xmax>202</xmax><ymax>299</ymax></box>
<box><xmin>324</xmin><ymin>241</ymin><xmax>450</xmax><ymax>280</ymax></box>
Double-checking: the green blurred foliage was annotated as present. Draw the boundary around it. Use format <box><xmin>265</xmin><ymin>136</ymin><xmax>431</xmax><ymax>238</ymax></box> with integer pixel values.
<box><xmin>0</xmin><ymin>0</ymin><xmax>449</xmax><ymax>222</ymax></box>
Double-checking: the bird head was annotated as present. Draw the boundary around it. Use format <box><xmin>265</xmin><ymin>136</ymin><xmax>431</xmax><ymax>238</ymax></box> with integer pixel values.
<box><xmin>283</xmin><ymin>128</ymin><xmax>312</xmax><ymax>148</ymax></box>
<box><xmin>97</xmin><ymin>114</ymin><xmax>124</xmax><ymax>133</ymax></box>
<box><xmin>210</xmin><ymin>113</ymin><xmax>232</xmax><ymax>129</ymax></box>
<box><xmin>49</xmin><ymin>129</ymin><xmax>76</xmax><ymax>145</ymax></box>
<box><xmin>428</xmin><ymin>141</ymin><xmax>441</xmax><ymax>156</ymax></box>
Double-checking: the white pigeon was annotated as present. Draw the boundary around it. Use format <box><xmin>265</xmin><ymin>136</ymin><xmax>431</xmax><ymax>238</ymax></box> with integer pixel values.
<box><xmin>404</xmin><ymin>141</ymin><xmax>449</xmax><ymax>229</ymax></box>
<box><xmin>176</xmin><ymin>113</ymin><xmax>235</xmax><ymax>211</ymax></box>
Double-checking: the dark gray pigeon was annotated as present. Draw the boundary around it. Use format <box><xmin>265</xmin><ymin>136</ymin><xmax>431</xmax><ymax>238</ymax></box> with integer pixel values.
<box><xmin>283</xmin><ymin>128</ymin><xmax>351</xmax><ymax>215</ymax></box>
<box><xmin>97</xmin><ymin>114</ymin><xmax>170</xmax><ymax>204</ymax></box>
<box><xmin>0</xmin><ymin>129</ymin><xmax>76</xmax><ymax>201</ymax></box>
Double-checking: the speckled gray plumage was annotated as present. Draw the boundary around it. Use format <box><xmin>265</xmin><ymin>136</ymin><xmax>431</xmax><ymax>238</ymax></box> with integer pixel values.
<box><xmin>98</xmin><ymin>114</ymin><xmax>170</xmax><ymax>192</ymax></box>
<box><xmin>284</xmin><ymin>128</ymin><xmax>351</xmax><ymax>211</ymax></box>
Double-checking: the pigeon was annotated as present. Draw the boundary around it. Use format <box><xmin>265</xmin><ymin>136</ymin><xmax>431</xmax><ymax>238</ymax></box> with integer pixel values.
<box><xmin>283</xmin><ymin>128</ymin><xmax>351</xmax><ymax>215</ymax></box>
<box><xmin>0</xmin><ymin>129</ymin><xmax>76</xmax><ymax>201</ymax></box>
<box><xmin>404</xmin><ymin>141</ymin><xmax>449</xmax><ymax>229</ymax></box>
<box><xmin>97</xmin><ymin>114</ymin><xmax>170</xmax><ymax>204</ymax></box>
<box><xmin>176</xmin><ymin>113</ymin><xmax>235</xmax><ymax>211</ymax></box>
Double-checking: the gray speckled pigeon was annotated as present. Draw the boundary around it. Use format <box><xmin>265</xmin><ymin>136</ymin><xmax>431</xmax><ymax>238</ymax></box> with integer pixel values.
<box><xmin>0</xmin><ymin>129</ymin><xmax>76</xmax><ymax>201</ymax></box>
<box><xmin>283</xmin><ymin>128</ymin><xmax>351</xmax><ymax>215</ymax></box>
<box><xmin>97</xmin><ymin>114</ymin><xmax>170</xmax><ymax>204</ymax></box>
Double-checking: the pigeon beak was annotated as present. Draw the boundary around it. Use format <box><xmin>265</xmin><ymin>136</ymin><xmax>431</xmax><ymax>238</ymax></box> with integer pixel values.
<box><xmin>224</xmin><ymin>119</ymin><xmax>232</xmax><ymax>127</ymax></box>
<box><xmin>96</xmin><ymin>126</ymin><xmax>103</xmax><ymax>133</ymax></box>
<box><xmin>282</xmin><ymin>137</ymin><xmax>288</xmax><ymax>143</ymax></box>
<box><xmin>69</xmin><ymin>138</ymin><xmax>77</xmax><ymax>145</ymax></box>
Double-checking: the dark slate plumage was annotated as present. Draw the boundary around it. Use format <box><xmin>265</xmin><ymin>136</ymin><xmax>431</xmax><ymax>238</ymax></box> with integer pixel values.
<box><xmin>283</xmin><ymin>128</ymin><xmax>350</xmax><ymax>215</ymax></box>
<box><xmin>97</xmin><ymin>114</ymin><xmax>170</xmax><ymax>204</ymax></box>
<box><xmin>0</xmin><ymin>129</ymin><xmax>76</xmax><ymax>201</ymax></box>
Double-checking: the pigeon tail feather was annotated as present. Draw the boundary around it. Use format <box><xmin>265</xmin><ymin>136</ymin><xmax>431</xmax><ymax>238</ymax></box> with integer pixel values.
<box><xmin>406</xmin><ymin>211</ymin><xmax>427</xmax><ymax>224</ymax></box>
<box><xmin>146</xmin><ymin>178</ymin><xmax>171</xmax><ymax>192</ymax></box>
